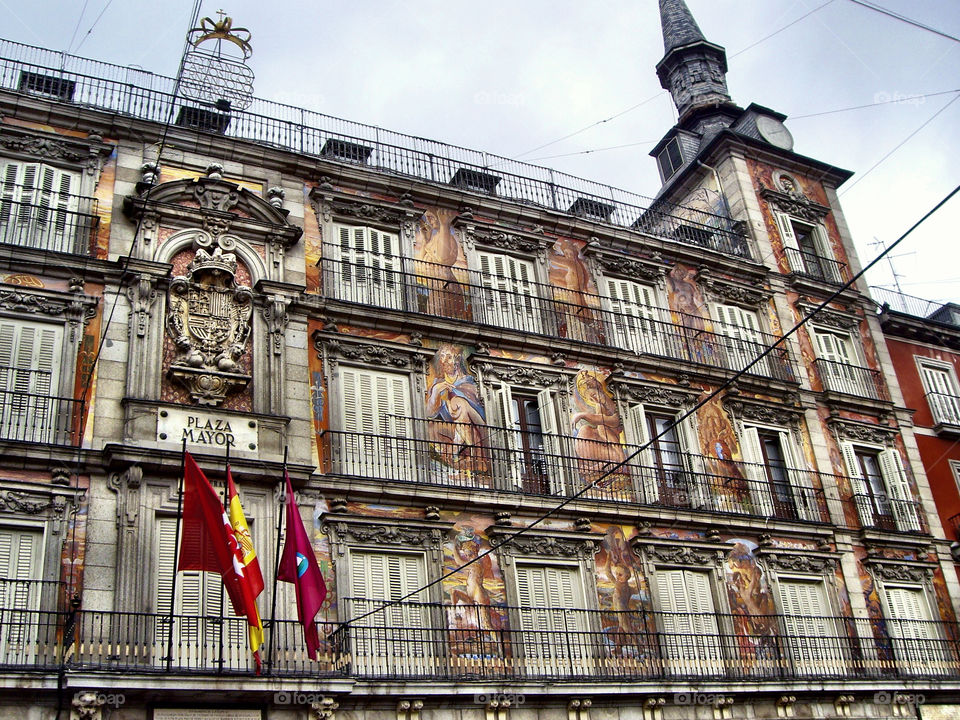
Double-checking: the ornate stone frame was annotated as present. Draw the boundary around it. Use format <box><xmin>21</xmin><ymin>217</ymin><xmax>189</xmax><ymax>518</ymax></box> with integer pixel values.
<box><xmin>605</xmin><ymin>375</ymin><xmax>701</xmax><ymax>449</ymax></box>
<box><xmin>760</xmin><ymin>173</ymin><xmax>831</xmax><ymax>224</ymax></box>
<box><xmin>696</xmin><ymin>266</ymin><xmax>772</xmax><ymax>309</ymax></box>
<box><xmin>454</xmin><ymin>215</ymin><xmax>557</xmax><ymax>290</ymax></box>
<box><xmin>864</xmin><ymin>556</ymin><xmax>943</xmax><ymax>625</ymax></box>
<box><xmin>583</xmin><ymin>240</ymin><xmax>671</xmax><ymax>295</ymax></box>
<box><xmin>828</xmin><ymin>417</ymin><xmax>899</xmax><ymax>448</ymax></box>
<box><xmin>0</xmin><ymin>125</ymin><xmax>113</xmax><ymax>198</ymax></box>
<box><xmin>756</xmin><ymin>548</ymin><xmax>844</xmax><ymax>619</ymax></box>
<box><xmin>472</xmin><ymin>356</ymin><xmax>574</xmax><ymax>434</ymax></box>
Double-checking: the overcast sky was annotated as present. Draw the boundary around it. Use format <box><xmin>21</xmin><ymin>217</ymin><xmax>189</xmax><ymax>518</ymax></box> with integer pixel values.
<box><xmin>2</xmin><ymin>0</ymin><xmax>958</xmax><ymax>306</ymax></box>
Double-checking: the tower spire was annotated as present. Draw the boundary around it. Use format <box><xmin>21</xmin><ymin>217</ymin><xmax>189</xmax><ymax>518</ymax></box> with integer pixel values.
<box><xmin>656</xmin><ymin>0</ymin><xmax>732</xmax><ymax>121</ymax></box>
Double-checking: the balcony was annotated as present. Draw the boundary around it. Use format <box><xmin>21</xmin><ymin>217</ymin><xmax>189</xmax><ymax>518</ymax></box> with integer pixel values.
<box><xmin>815</xmin><ymin>358</ymin><xmax>888</xmax><ymax>401</ymax></box>
<box><xmin>0</xmin><ymin>38</ymin><xmax>750</xmax><ymax>259</ymax></box>
<box><xmin>0</xmin><ymin>373</ymin><xmax>85</xmax><ymax>446</ymax></box>
<box><xmin>852</xmin><ymin>494</ymin><xmax>928</xmax><ymax>535</ymax></box>
<box><xmin>321</xmin><ymin>251</ymin><xmax>795</xmax><ymax>382</ymax></box>
<box><xmin>323</xmin><ymin>421</ymin><xmax>830</xmax><ymax>524</ymax></box>
<box><xmin>4</xmin><ymin>600</ymin><xmax>957</xmax><ymax>682</ymax></box>
<box><xmin>0</xmin><ymin>190</ymin><xmax>99</xmax><ymax>255</ymax></box>
<box><xmin>927</xmin><ymin>390</ymin><xmax>960</xmax><ymax>434</ymax></box>
<box><xmin>787</xmin><ymin>249</ymin><xmax>848</xmax><ymax>285</ymax></box>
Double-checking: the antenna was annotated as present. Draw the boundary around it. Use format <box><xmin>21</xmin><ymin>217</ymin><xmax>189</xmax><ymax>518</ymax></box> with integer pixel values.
<box><xmin>868</xmin><ymin>236</ymin><xmax>908</xmax><ymax>296</ymax></box>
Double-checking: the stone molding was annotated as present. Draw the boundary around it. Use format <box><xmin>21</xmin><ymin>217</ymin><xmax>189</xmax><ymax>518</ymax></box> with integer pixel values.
<box><xmin>828</xmin><ymin>417</ymin><xmax>898</xmax><ymax>446</ymax></box>
<box><xmin>697</xmin><ymin>267</ymin><xmax>771</xmax><ymax>308</ymax></box>
<box><xmin>321</xmin><ymin>514</ymin><xmax>453</xmax><ymax>559</ymax></box>
<box><xmin>757</xmin><ymin>549</ymin><xmax>839</xmax><ymax>574</ymax></box>
<box><xmin>317</xmin><ymin>334</ymin><xmax>430</xmax><ymax>371</ymax></box>
<box><xmin>801</xmin><ymin>303</ymin><xmax>860</xmax><ymax>330</ymax></box>
<box><xmin>311</xmin><ymin>190</ymin><xmax>420</xmax><ymax>237</ymax></box>
<box><xmin>760</xmin><ymin>183</ymin><xmax>831</xmax><ymax>223</ymax></box>
<box><xmin>0</xmin><ymin>125</ymin><xmax>113</xmax><ymax>175</ymax></box>
<box><xmin>723</xmin><ymin>396</ymin><xmax>803</xmax><ymax>428</ymax></box>
<box><xmin>585</xmin><ymin>242</ymin><xmax>669</xmax><ymax>284</ymax></box>
<box><xmin>487</xmin><ymin>524</ymin><xmax>602</xmax><ymax>562</ymax></box>
<box><xmin>607</xmin><ymin>376</ymin><xmax>699</xmax><ymax>408</ymax></box>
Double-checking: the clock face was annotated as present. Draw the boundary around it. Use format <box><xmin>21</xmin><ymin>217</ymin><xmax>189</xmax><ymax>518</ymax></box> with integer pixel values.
<box><xmin>756</xmin><ymin>115</ymin><xmax>795</xmax><ymax>151</ymax></box>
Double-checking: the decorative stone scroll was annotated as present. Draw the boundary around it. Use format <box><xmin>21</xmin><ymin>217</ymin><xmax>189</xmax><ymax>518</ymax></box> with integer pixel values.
<box><xmin>760</xmin><ymin>181</ymin><xmax>831</xmax><ymax>223</ymax></box>
<box><xmin>828</xmin><ymin>418</ymin><xmax>898</xmax><ymax>446</ymax></box>
<box><xmin>697</xmin><ymin>266</ymin><xmax>771</xmax><ymax>307</ymax></box>
<box><xmin>321</xmin><ymin>514</ymin><xmax>452</xmax><ymax>564</ymax></box>
<box><xmin>758</xmin><ymin>550</ymin><xmax>838</xmax><ymax>574</ymax></box>
<box><xmin>487</xmin><ymin>524</ymin><xmax>602</xmax><ymax>562</ymax></box>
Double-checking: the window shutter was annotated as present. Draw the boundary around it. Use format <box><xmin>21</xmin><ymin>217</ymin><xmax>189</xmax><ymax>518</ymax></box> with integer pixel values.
<box><xmin>0</xmin><ymin>320</ymin><xmax>62</xmax><ymax>443</ymax></box>
<box><xmin>0</xmin><ymin>162</ymin><xmax>21</xmax><ymax>232</ymax></box>
<box><xmin>779</xmin><ymin>432</ymin><xmax>818</xmax><ymax>521</ymax></box>
<box><xmin>714</xmin><ymin>304</ymin><xmax>766</xmax><ymax>375</ymax></box>
<box><xmin>840</xmin><ymin>443</ymin><xmax>875</xmax><ymax>527</ymax></box>
<box><xmin>626</xmin><ymin>403</ymin><xmax>658</xmax><ymax>503</ymax></box>
<box><xmin>919</xmin><ymin>363</ymin><xmax>960</xmax><ymax>425</ymax></box>
<box><xmin>879</xmin><ymin>449</ymin><xmax>921</xmax><ymax>532</ymax></box>
<box><xmin>740</xmin><ymin>426</ymin><xmax>775</xmax><ymax>517</ymax></box>
<box><xmin>775</xmin><ymin>212</ymin><xmax>805</xmax><ymax>273</ymax></box>
<box><xmin>490</xmin><ymin>383</ymin><xmax>522</xmax><ymax>488</ymax></box>
<box><xmin>338</xmin><ymin>367</ymin><xmax>412</xmax><ymax>480</ymax></box>
<box><xmin>655</xmin><ymin>569</ymin><xmax>721</xmax><ymax>673</ymax></box>
<box><xmin>884</xmin><ymin>586</ymin><xmax>937</xmax><ymax>671</ymax></box>
<box><xmin>778</xmin><ymin>579</ymin><xmax>838</xmax><ymax>675</ymax></box>
<box><xmin>516</xmin><ymin>564</ymin><xmax>584</xmax><ymax>668</ymax></box>
<box><xmin>0</xmin><ymin>526</ymin><xmax>42</xmax><ymax>610</ymax></box>
<box><xmin>477</xmin><ymin>251</ymin><xmax>541</xmax><ymax>333</ymax></box>
<box><xmin>603</xmin><ymin>278</ymin><xmax>661</xmax><ymax>355</ymax></box>
<box><xmin>677</xmin><ymin>414</ymin><xmax>708</xmax><ymax>508</ymax></box>
<box><xmin>331</xmin><ymin>224</ymin><xmax>402</xmax><ymax>308</ymax></box>
<box><xmin>537</xmin><ymin>388</ymin><xmax>567</xmax><ymax>494</ymax></box>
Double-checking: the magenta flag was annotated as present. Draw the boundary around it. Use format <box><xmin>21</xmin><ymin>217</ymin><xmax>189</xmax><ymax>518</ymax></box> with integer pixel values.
<box><xmin>277</xmin><ymin>471</ymin><xmax>327</xmax><ymax>660</ymax></box>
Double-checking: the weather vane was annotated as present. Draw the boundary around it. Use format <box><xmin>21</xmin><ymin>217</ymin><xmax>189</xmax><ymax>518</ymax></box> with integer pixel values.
<box><xmin>180</xmin><ymin>10</ymin><xmax>255</xmax><ymax>111</ymax></box>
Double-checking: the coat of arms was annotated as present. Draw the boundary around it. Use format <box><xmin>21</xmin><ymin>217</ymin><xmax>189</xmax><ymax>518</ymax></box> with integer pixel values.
<box><xmin>167</xmin><ymin>235</ymin><xmax>253</xmax><ymax>405</ymax></box>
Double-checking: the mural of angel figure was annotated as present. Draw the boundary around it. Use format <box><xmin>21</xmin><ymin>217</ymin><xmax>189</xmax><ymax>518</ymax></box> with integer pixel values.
<box><xmin>448</xmin><ymin>527</ymin><xmax>502</xmax><ymax>634</ymax></box>
<box><xmin>417</xmin><ymin>208</ymin><xmax>467</xmax><ymax>319</ymax></box>
<box><xmin>572</xmin><ymin>371</ymin><xmax>627</xmax><ymax>490</ymax></box>
<box><xmin>596</xmin><ymin>527</ymin><xmax>645</xmax><ymax>652</ymax></box>
<box><xmin>425</xmin><ymin>345</ymin><xmax>488</xmax><ymax>473</ymax></box>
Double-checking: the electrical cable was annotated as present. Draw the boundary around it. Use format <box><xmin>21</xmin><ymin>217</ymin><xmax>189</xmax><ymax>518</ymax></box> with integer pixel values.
<box><xmin>338</xmin><ymin>182</ymin><xmax>960</xmax><ymax>630</ymax></box>
<box><xmin>790</xmin><ymin>88</ymin><xmax>960</xmax><ymax>120</ymax></box>
<box><xmin>72</xmin><ymin>0</ymin><xmax>116</xmax><ymax>55</ymax></box>
<box><xmin>65</xmin><ymin>0</ymin><xmax>90</xmax><ymax>55</ymax></box>
<box><xmin>845</xmin><ymin>0</ymin><xmax>960</xmax><ymax>44</ymax></box>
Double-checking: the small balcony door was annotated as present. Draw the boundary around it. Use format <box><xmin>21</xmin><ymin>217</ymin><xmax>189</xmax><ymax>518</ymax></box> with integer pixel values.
<box><xmin>884</xmin><ymin>586</ymin><xmax>946</xmax><ymax>676</ymax></box>
<box><xmin>331</xmin><ymin>225</ymin><xmax>403</xmax><ymax>309</ymax></box>
<box><xmin>0</xmin><ymin>161</ymin><xmax>80</xmax><ymax>253</ymax></box>
<box><xmin>0</xmin><ymin>526</ymin><xmax>45</xmax><ymax>664</ymax></box>
<box><xmin>477</xmin><ymin>252</ymin><xmax>543</xmax><ymax>333</ymax></box>
<box><xmin>655</xmin><ymin>568</ymin><xmax>723</xmax><ymax>676</ymax></box>
<box><xmin>602</xmin><ymin>278</ymin><xmax>663</xmax><ymax>357</ymax></box>
<box><xmin>713</xmin><ymin>304</ymin><xmax>768</xmax><ymax>376</ymax></box>
<box><xmin>0</xmin><ymin>320</ymin><xmax>62</xmax><ymax>444</ymax></box>
<box><xmin>777</xmin><ymin>579</ymin><xmax>845</xmax><ymax>677</ymax></box>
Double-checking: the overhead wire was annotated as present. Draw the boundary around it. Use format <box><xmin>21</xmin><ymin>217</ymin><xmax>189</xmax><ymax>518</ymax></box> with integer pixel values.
<box><xmin>845</xmin><ymin>0</ymin><xmax>960</xmax><ymax>44</ymax></box>
<box><xmin>65</xmin><ymin>0</ymin><xmax>90</xmax><ymax>55</ymax></box>
<box><xmin>72</xmin><ymin>0</ymin><xmax>116</xmax><ymax>54</ymax></box>
<box><xmin>338</xmin><ymin>183</ymin><xmax>960</xmax><ymax>630</ymax></box>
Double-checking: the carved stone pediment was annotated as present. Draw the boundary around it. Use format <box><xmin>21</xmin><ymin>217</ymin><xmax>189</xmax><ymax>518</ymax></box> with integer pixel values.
<box><xmin>757</xmin><ymin>549</ymin><xmax>838</xmax><ymax>574</ymax></box>
<box><xmin>865</xmin><ymin>557</ymin><xmax>934</xmax><ymax>583</ymax></box>
<box><xmin>606</xmin><ymin>377</ymin><xmax>699</xmax><ymax>408</ymax></box>
<box><xmin>166</xmin><ymin>234</ymin><xmax>253</xmax><ymax>406</ymax></box>
<box><xmin>487</xmin><ymin>524</ymin><xmax>602</xmax><ymax>560</ymax></box>
<box><xmin>801</xmin><ymin>303</ymin><xmax>860</xmax><ymax>330</ymax></box>
<box><xmin>321</xmin><ymin>514</ymin><xmax>453</xmax><ymax>559</ymax></box>
<box><xmin>697</xmin><ymin>267</ymin><xmax>771</xmax><ymax>307</ymax></box>
<box><xmin>0</xmin><ymin>125</ymin><xmax>113</xmax><ymax>174</ymax></box>
<box><xmin>723</xmin><ymin>396</ymin><xmax>803</xmax><ymax>428</ymax></box>
<box><xmin>639</xmin><ymin>543</ymin><xmax>723</xmax><ymax>567</ymax></box>
<box><xmin>474</xmin><ymin>360</ymin><xmax>569</xmax><ymax>389</ymax></box>
<box><xmin>585</xmin><ymin>243</ymin><xmax>669</xmax><ymax>285</ymax></box>
<box><xmin>0</xmin><ymin>286</ymin><xmax>98</xmax><ymax>326</ymax></box>
<box><xmin>311</xmin><ymin>190</ymin><xmax>420</xmax><ymax>233</ymax></box>
<box><xmin>828</xmin><ymin>418</ymin><xmax>897</xmax><ymax>446</ymax></box>
<box><xmin>760</xmin><ymin>184</ymin><xmax>831</xmax><ymax>223</ymax></box>
<box><xmin>455</xmin><ymin>218</ymin><xmax>554</xmax><ymax>257</ymax></box>
<box><xmin>317</xmin><ymin>334</ymin><xmax>429</xmax><ymax>370</ymax></box>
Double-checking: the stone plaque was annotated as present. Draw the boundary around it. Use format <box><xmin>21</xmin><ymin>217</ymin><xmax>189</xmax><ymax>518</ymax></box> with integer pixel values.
<box><xmin>157</xmin><ymin>407</ymin><xmax>258</xmax><ymax>451</ymax></box>
<box><xmin>155</xmin><ymin>711</ymin><xmax>261</xmax><ymax>720</ymax></box>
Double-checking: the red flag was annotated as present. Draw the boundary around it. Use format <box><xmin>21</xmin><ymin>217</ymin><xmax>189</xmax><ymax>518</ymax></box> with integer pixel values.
<box><xmin>178</xmin><ymin>452</ymin><xmax>263</xmax><ymax>666</ymax></box>
<box><xmin>277</xmin><ymin>471</ymin><xmax>327</xmax><ymax>660</ymax></box>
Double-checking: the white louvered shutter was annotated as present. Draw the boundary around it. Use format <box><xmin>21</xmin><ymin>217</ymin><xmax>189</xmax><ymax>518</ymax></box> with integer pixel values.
<box><xmin>919</xmin><ymin>363</ymin><xmax>960</xmax><ymax>426</ymax></box>
<box><xmin>489</xmin><ymin>384</ymin><xmax>522</xmax><ymax>488</ymax></box>
<box><xmin>885</xmin><ymin>586</ymin><xmax>939</xmax><ymax>672</ymax></box>
<box><xmin>778</xmin><ymin>580</ymin><xmax>839</xmax><ymax>676</ymax></box>
<box><xmin>655</xmin><ymin>569</ymin><xmax>720</xmax><ymax>674</ymax></box>
<box><xmin>0</xmin><ymin>162</ymin><xmax>78</xmax><ymax>252</ymax></box>
<box><xmin>740</xmin><ymin>427</ymin><xmax>775</xmax><ymax>517</ymax></box>
<box><xmin>0</xmin><ymin>320</ymin><xmax>62</xmax><ymax>443</ymax></box>
<box><xmin>814</xmin><ymin>330</ymin><xmax>861</xmax><ymax>395</ymax></box>
<box><xmin>840</xmin><ymin>443</ymin><xmax>875</xmax><ymax>528</ymax></box>
<box><xmin>714</xmin><ymin>304</ymin><xmax>766</xmax><ymax>375</ymax></box>
<box><xmin>677</xmin><ymin>414</ymin><xmax>708</xmax><ymax>509</ymax></box>
<box><xmin>537</xmin><ymin>388</ymin><xmax>567</xmax><ymax>495</ymax></box>
<box><xmin>339</xmin><ymin>367</ymin><xmax>413</xmax><ymax>480</ymax></box>
<box><xmin>332</xmin><ymin>224</ymin><xmax>402</xmax><ymax>308</ymax></box>
<box><xmin>0</xmin><ymin>526</ymin><xmax>43</xmax><ymax>661</ymax></box>
<box><xmin>779</xmin><ymin>433</ymin><xmax>818</xmax><ymax>521</ymax></box>
<box><xmin>515</xmin><ymin>564</ymin><xmax>584</xmax><ymax>673</ymax></box>
<box><xmin>603</xmin><ymin>278</ymin><xmax>661</xmax><ymax>355</ymax></box>
<box><xmin>477</xmin><ymin>252</ymin><xmax>541</xmax><ymax>333</ymax></box>
<box><xmin>879</xmin><ymin>449</ymin><xmax>921</xmax><ymax>533</ymax></box>
<box><xmin>775</xmin><ymin>212</ymin><xmax>806</xmax><ymax>274</ymax></box>
<box><xmin>626</xmin><ymin>403</ymin><xmax>658</xmax><ymax>503</ymax></box>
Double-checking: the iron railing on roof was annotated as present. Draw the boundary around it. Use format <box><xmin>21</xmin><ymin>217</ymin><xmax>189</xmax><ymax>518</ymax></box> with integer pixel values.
<box><xmin>321</xmin><ymin>250</ymin><xmax>794</xmax><ymax>380</ymax></box>
<box><xmin>0</xmin><ymin>38</ymin><xmax>752</xmax><ymax>258</ymax></box>
<box><xmin>871</xmin><ymin>287</ymin><xmax>957</xmax><ymax>322</ymax></box>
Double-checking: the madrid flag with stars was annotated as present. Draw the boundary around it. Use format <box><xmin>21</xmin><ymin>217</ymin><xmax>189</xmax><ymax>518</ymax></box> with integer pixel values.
<box><xmin>277</xmin><ymin>470</ymin><xmax>327</xmax><ymax>660</ymax></box>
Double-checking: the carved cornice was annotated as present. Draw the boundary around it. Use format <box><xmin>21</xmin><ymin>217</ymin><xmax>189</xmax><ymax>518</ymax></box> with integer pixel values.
<box><xmin>606</xmin><ymin>377</ymin><xmax>698</xmax><ymax>408</ymax></box>
<box><xmin>697</xmin><ymin>267</ymin><xmax>772</xmax><ymax>308</ymax></box>
<box><xmin>828</xmin><ymin>418</ymin><xmax>897</xmax><ymax>446</ymax></box>
<box><xmin>723</xmin><ymin>396</ymin><xmax>803</xmax><ymax>428</ymax></box>
<box><xmin>865</xmin><ymin>558</ymin><xmax>934</xmax><ymax>583</ymax></box>
<box><xmin>758</xmin><ymin>550</ymin><xmax>838</xmax><ymax>574</ymax></box>
<box><xmin>0</xmin><ymin>286</ymin><xmax>98</xmax><ymax>324</ymax></box>
<box><xmin>455</xmin><ymin>218</ymin><xmax>554</xmax><ymax>257</ymax></box>
<box><xmin>801</xmin><ymin>303</ymin><xmax>860</xmax><ymax>330</ymax></box>
<box><xmin>321</xmin><ymin>514</ymin><xmax>453</xmax><ymax>552</ymax></box>
<box><xmin>583</xmin><ymin>243</ymin><xmax>669</xmax><ymax>284</ymax></box>
<box><xmin>760</xmin><ymin>185</ymin><xmax>831</xmax><ymax>223</ymax></box>
<box><xmin>0</xmin><ymin>490</ymin><xmax>52</xmax><ymax>515</ymax></box>
<box><xmin>311</xmin><ymin>191</ymin><xmax>420</xmax><ymax>231</ymax></box>
<box><xmin>640</xmin><ymin>544</ymin><xmax>722</xmax><ymax>566</ymax></box>
<box><xmin>474</xmin><ymin>360</ymin><xmax>568</xmax><ymax>389</ymax></box>
<box><xmin>0</xmin><ymin>126</ymin><xmax>113</xmax><ymax>173</ymax></box>
<box><xmin>487</xmin><ymin>525</ymin><xmax>602</xmax><ymax>560</ymax></box>
<box><xmin>318</xmin><ymin>335</ymin><xmax>429</xmax><ymax>369</ymax></box>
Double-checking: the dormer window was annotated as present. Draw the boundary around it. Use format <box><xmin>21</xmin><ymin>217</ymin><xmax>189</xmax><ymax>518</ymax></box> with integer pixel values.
<box><xmin>450</xmin><ymin>168</ymin><xmax>501</xmax><ymax>195</ymax></box>
<box><xmin>321</xmin><ymin>138</ymin><xmax>373</xmax><ymax>164</ymax></box>
<box><xmin>656</xmin><ymin>137</ymin><xmax>684</xmax><ymax>182</ymax></box>
<box><xmin>18</xmin><ymin>71</ymin><xmax>75</xmax><ymax>102</ymax></box>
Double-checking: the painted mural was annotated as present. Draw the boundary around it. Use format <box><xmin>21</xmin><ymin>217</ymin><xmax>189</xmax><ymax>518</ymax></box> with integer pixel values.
<box><xmin>724</xmin><ymin>540</ymin><xmax>778</xmax><ymax>672</ymax></box>
<box><xmin>549</xmin><ymin>236</ymin><xmax>604</xmax><ymax>344</ymax></box>
<box><xmin>571</xmin><ymin>370</ymin><xmax>629</xmax><ymax>496</ymax></box>
<box><xmin>424</xmin><ymin>344</ymin><xmax>489</xmax><ymax>479</ymax></box>
<box><xmin>414</xmin><ymin>208</ymin><xmax>470</xmax><ymax>319</ymax></box>
<box><xmin>596</xmin><ymin>526</ymin><xmax>650</xmax><ymax>658</ymax></box>
<box><xmin>303</xmin><ymin>184</ymin><xmax>322</xmax><ymax>293</ymax></box>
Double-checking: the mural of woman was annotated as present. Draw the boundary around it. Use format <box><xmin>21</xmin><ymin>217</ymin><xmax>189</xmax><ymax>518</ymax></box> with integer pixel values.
<box><xmin>449</xmin><ymin>528</ymin><xmax>501</xmax><ymax>630</ymax></box>
<box><xmin>425</xmin><ymin>345</ymin><xmax>488</xmax><ymax>473</ymax></box>
<box><xmin>549</xmin><ymin>238</ymin><xmax>601</xmax><ymax>343</ymax></box>
<box><xmin>724</xmin><ymin>540</ymin><xmax>778</xmax><ymax>668</ymax></box>
<box><xmin>572</xmin><ymin>371</ymin><xmax>628</xmax><ymax>491</ymax></box>
<box><xmin>417</xmin><ymin>208</ymin><xmax>467</xmax><ymax>319</ymax></box>
<box><xmin>595</xmin><ymin>526</ymin><xmax>644</xmax><ymax>653</ymax></box>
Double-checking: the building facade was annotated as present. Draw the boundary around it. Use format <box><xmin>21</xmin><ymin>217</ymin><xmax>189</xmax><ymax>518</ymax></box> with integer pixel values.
<box><xmin>0</xmin><ymin>2</ymin><xmax>959</xmax><ymax>719</ymax></box>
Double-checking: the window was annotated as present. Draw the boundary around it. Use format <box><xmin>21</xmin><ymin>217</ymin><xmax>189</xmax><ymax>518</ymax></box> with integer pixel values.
<box><xmin>654</xmin><ymin>568</ymin><xmax>723</xmax><ymax>676</ymax></box>
<box><xmin>476</xmin><ymin>252</ymin><xmax>542</xmax><ymax>333</ymax></box>
<box><xmin>656</xmin><ymin>137</ymin><xmax>684</xmax><ymax>182</ymax></box>
<box><xmin>713</xmin><ymin>304</ymin><xmax>768</xmax><ymax>376</ymax></box>
<box><xmin>0</xmin><ymin>319</ymin><xmax>63</xmax><ymax>444</ymax></box>
<box><xmin>330</xmin><ymin>224</ymin><xmax>403</xmax><ymax>309</ymax></box>
<box><xmin>882</xmin><ymin>585</ymin><xmax>944</xmax><ymax>675</ymax></box>
<box><xmin>777</xmin><ymin>578</ymin><xmax>842</xmax><ymax>676</ymax></box>
<box><xmin>488</xmin><ymin>384</ymin><xmax>566</xmax><ymax>495</ymax></box>
<box><xmin>0</xmin><ymin>161</ymin><xmax>83</xmax><ymax>253</ymax></box>
<box><xmin>0</xmin><ymin>526</ymin><xmax>43</xmax><ymax>664</ymax></box>
<box><xmin>602</xmin><ymin>278</ymin><xmax>664</xmax><ymax>356</ymax></box>
<box><xmin>514</xmin><ymin>563</ymin><xmax>588</xmax><ymax>676</ymax></box>
<box><xmin>917</xmin><ymin>359</ymin><xmax>960</xmax><ymax>428</ymax></box>
<box><xmin>739</xmin><ymin>426</ymin><xmax>819</xmax><ymax>521</ymax></box>
<box><xmin>338</xmin><ymin>367</ymin><xmax>414</xmax><ymax>481</ymax></box>
<box><xmin>154</xmin><ymin>517</ymin><xmax>250</xmax><ymax>670</ymax></box>
<box><xmin>626</xmin><ymin>405</ymin><xmax>706</xmax><ymax>508</ymax></box>
<box><xmin>774</xmin><ymin>213</ymin><xmax>840</xmax><ymax>283</ymax></box>
<box><xmin>348</xmin><ymin>550</ymin><xmax>431</xmax><ymax>675</ymax></box>
<box><xmin>18</xmin><ymin>71</ymin><xmax>75</xmax><ymax>101</ymax></box>
<box><xmin>840</xmin><ymin>443</ymin><xmax>921</xmax><ymax>533</ymax></box>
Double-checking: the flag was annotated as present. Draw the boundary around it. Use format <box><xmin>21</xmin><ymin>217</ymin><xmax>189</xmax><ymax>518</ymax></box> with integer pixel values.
<box><xmin>277</xmin><ymin>470</ymin><xmax>327</xmax><ymax>660</ymax></box>
<box><xmin>178</xmin><ymin>452</ymin><xmax>263</xmax><ymax>667</ymax></box>
<box><xmin>226</xmin><ymin>466</ymin><xmax>265</xmax><ymax>667</ymax></box>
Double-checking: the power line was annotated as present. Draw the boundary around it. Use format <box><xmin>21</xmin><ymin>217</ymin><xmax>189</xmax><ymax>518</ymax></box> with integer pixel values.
<box><xmin>525</xmin><ymin>139</ymin><xmax>659</xmax><ymax>163</ymax></box>
<box><xmin>790</xmin><ymin>88</ymin><xmax>960</xmax><ymax>120</ymax></box>
<box><xmin>729</xmin><ymin>0</ymin><xmax>836</xmax><ymax>59</ymax></box>
<box><xmin>845</xmin><ymin>0</ymin><xmax>960</xmax><ymax>44</ymax></box>
<box><xmin>65</xmin><ymin>0</ymin><xmax>90</xmax><ymax>55</ymax></box>
<box><xmin>72</xmin><ymin>0</ymin><xmax>116</xmax><ymax>54</ymax></box>
<box><xmin>338</xmin><ymin>183</ymin><xmax>960</xmax><ymax>630</ymax></box>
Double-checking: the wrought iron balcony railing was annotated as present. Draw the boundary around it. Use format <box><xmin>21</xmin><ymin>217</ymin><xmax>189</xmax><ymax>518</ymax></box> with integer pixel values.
<box><xmin>852</xmin><ymin>494</ymin><xmax>928</xmax><ymax>535</ymax></box>
<box><xmin>4</xmin><ymin>602</ymin><xmax>958</xmax><ymax>682</ymax></box>
<box><xmin>0</xmin><ymin>38</ymin><xmax>751</xmax><ymax>259</ymax></box>
<box><xmin>321</xmin><ymin>251</ymin><xmax>795</xmax><ymax>381</ymax></box>
<box><xmin>0</xmin><ymin>381</ymin><xmax>85</xmax><ymax>446</ymax></box>
<box><xmin>926</xmin><ymin>391</ymin><xmax>960</xmax><ymax>429</ymax></box>
<box><xmin>814</xmin><ymin>358</ymin><xmax>888</xmax><ymax>401</ymax></box>
<box><xmin>323</xmin><ymin>420</ymin><xmax>830</xmax><ymax>524</ymax></box>
<box><xmin>787</xmin><ymin>249</ymin><xmax>848</xmax><ymax>285</ymax></box>
<box><xmin>0</xmin><ymin>190</ymin><xmax>99</xmax><ymax>255</ymax></box>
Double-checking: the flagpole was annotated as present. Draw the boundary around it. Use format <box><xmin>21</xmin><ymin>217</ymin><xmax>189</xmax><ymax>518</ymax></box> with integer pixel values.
<box><xmin>217</xmin><ymin>439</ymin><xmax>230</xmax><ymax>674</ymax></box>
<box><xmin>267</xmin><ymin>445</ymin><xmax>287</xmax><ymax>674</ymax></box>
<box><xmin>166</xmin><ymin>438</ymin><xmax>187</xmax><ymax>672</ymax></box>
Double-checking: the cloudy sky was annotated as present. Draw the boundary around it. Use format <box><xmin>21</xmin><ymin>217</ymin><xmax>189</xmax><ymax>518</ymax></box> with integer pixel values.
<box><xmin>2</xmin><ymin>0</ymin><xmax>958</xmax><ymax>305</ymax></box>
